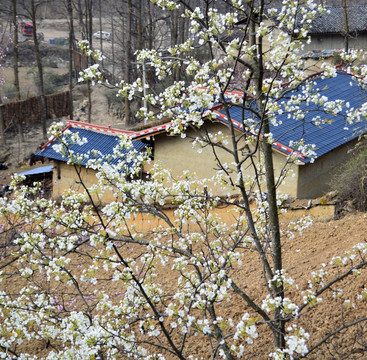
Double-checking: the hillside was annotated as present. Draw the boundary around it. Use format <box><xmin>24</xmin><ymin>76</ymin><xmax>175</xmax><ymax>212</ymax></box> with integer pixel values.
<box><xmin>0</xmin><ymin>205</ymin><xmax>366</xmax><ymax>358</ymax></box>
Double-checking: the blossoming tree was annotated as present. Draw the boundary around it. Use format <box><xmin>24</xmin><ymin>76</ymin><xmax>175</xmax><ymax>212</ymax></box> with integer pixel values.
<box><xmin>1</xmin><ymin>0</ymin><xmax>367</xmax><ymax>359</ymax></box>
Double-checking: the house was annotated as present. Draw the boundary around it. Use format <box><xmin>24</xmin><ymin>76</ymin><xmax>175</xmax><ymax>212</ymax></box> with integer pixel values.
<box><xmin>132</xmin><ymin>70</ymin><xmax>367</xmax><ymax>199</ymax></box>
<box><xmin>213</xmin><ymin>72</ymin><xmax>367</xmax><ymax>198</ymax></box>
<box><xmin>303</xmin><ymin>5</ymin><xmax>367</xmax><ymax>51</ymax></box>
<box><xmin>38</xmin><ymin>71</ymin><xmax>367</xmax><ymax>201</ymax></box>
<box><xmin>221</xmin><ymin>5</ymin><xmax>367</xmax><ymax>56</ymax></box>
<box><xmin>37</xmin><ymin>122</ymin><xmax>147</xmax><ymax>202</ymax></box>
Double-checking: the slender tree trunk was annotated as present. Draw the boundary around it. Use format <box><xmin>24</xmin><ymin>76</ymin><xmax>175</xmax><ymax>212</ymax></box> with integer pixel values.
<box><xmin>111</xmin><ymin>16</ymin><xmax>115</xmax><ymax>84</ymax></box>
<box><xmin>0</xmin><ymin>105</ymin><xmax>5</xmax><ymax>147</ymax></box>
<box><xmin>170</xmin><ymin>9</ymin><xmax>179</xmax><ymax>81</ymax></box>
<box><xmin>86</xmin><ymin>0</ymin><xmax>93</xmax><ymax>123</ymax></box>
<box><xmin>76</xmin><ymin>0</ymin><xmax>92</xmax><ymax>122</ymax></box>
<box><xmin>77</xmin><ymin>0</ymin><xmax>86</xmax><ymax>38</ymax></box>
<box><xmin>170</xmin><ymin>10</ymin><xmax>178</xmax><ymax>51</ymax></box>
<box><xmin>85</xmin><ymin>0</ymin><xmax>93</xmax><ymax>43</ymax></box>
<box><xmin>342</xmin><ymin>0</ymin><xmax>349</xmax><ymax>53</ymax></box>
<box><xmin>31</xmin><ymin>0</ymin><xmax>48</xmax><ymax>140</ymax></box>
<box><xmin>177</xmin><ymin>7</ymin><xmax>185</xmax><ymax>81</ymax></box>
<box><xmin>137</xmin><ymin>0</ymin><xmax>143</xmax><ymax>50</ymax></box>
<box><xmin>250</xmin><ymin>0</ymin><xmax>285</xmax><ymax>349</ymax></box>
<box><xmin>12</xmin><ymin>0</ymin><xmax>24</xmax><ymax>141</ymax></box>
<box><xmin>146</xmin><ymin>1</ymin><xmax>154</xmax><ymax>86</ymax></box>
<box><xmin>67</xmin><ymin>0</ymin><xmax>74</xmax><ymax>119</ymax></box>
<box><xmin>125</xmin><ymin>0</ymin><xmax>132</xmax><ymax>125</ymax></box>
<box><xmin>87</xmin><ymin>83</ymin><xmax>92</xmax><ymax>122</ymax></box>
<box><xmin>137</xmin><ymin>0</ymin><xmax>143</xmax><ymax>111</ymax></box>
<box><xmin>99</xmin><ymin>0</ymin><xmax>103</xmax><ymax>67</ymax></box>
<box><xmin>12</xmin><ymin>0</ymin><xmax>20</xmax><ymax>101</ymax></box>
<box><xmin>148</xmin><ymin>1</ymin><xmax>153</xmax><ymax>50</ymax></box>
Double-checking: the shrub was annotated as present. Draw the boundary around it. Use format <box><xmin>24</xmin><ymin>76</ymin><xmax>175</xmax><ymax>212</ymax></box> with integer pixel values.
<box><xmin>1</xmin><ymin>83</ymin><xmax>17</xmax><ymax>102</ymax></box>
<box><xmin>330</xmin><ymin>136</ymin><xmax>367</xmax><ymax>212</ymax></box>
<box><xmin>27</xmin><ymin>68</ymin><xmax>68</xmax><ymax>95</ymax></box>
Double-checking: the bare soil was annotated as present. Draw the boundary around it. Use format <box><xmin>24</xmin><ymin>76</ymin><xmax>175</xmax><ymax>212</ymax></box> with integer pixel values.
<box><xmin>0</xmin><ymin>208</ymin><xmax>366</xmax><ymax>358</ymax></box>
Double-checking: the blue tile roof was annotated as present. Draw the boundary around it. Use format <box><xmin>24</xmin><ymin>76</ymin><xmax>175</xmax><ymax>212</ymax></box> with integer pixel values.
<box><xmin>37</xmin><ymin>127</ymin><xmax>147</xmax><ymax>167</ymax></box>
<box><xmin>216</xmin><ymin>72</ymin><xmax>367</xmax><ymax>163</ymax></box>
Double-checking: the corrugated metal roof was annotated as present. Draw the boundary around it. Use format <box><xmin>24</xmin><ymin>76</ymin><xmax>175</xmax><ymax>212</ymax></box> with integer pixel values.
<box><xmin>37</xmin><ymin>126</ymin><xmax>147</xmax><ymax>167</ymax></box>
<box><xmin>18</xmin><ymin>165</ymin><xmax>53</xmax><ymax>177</ymax></box>
<box><xmin>216</xmin><ymin>72</ymin><xmax>367</xmax><ymax>163</ymax></box>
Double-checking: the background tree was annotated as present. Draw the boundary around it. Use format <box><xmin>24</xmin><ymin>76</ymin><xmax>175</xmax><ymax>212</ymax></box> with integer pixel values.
<box><xmin>8</xmin><ymin>0</ymin><xmax>24</xmax><ymax>142</ymax></box>
<box><xmin>98</xmin><ymin>0</ymin><xmax>103</xmax><ymax>67</ymax></box>
<box><xmin>75</xmin><ymin>0</ymin><xmax>93</xmax><ymax>122</ymax></box>
<box><xmin>18</xmin><ymin>0</ymin><xmax>50</xmax><ymax>139</ymax></box>
<box><xmin>0</xmin><ymin>21</ymin><xmax>9</xmax><ymax>147</ymax></box>
<box><xmin>66</xmin><ymin>0</ymin><xmax>74</xmax><ymax>119</ymax></box>
<box><xmin>11</xmin><ymin>0</ymin><xmax>21</xmax><ymax>103</ymax></box>
<box><xmin>342</xmin><ymin>0</ymin><xmax>349</xmax><ymax>52</ymax></box>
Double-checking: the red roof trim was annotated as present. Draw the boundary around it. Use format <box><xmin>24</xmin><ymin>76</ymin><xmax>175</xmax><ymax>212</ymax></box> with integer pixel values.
<box><xmin>68</xmin><ymin>120</ymin><xmax>135</xmax><ymax>136</ymax></box>
<box><xmin>212</xmin><ymin>110</ymin><xmax>306</xmax><ymax>162</ymax></box>
<box><xmin>39</xmin><ymin>123</ymin><xmax>72</xmax><ymax>151</ymax></box>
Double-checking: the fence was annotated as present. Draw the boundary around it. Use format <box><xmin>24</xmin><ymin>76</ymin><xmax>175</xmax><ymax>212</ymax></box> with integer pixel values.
<box><xmin>0</xmin><ymin>91</ymin><xmax>70</xmax><ymax>131</ymax></box>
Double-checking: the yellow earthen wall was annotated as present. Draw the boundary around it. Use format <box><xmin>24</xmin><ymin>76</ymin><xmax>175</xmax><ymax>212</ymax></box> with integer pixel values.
<box><xmin>52</xmin><ymin>161</ymin><xmax>116</xmax><ymax>203</ymax></box>
<box><xmin>153</xmin><ymin>123</ymin><xmax>300</xmax><ymax>198</ymax></box>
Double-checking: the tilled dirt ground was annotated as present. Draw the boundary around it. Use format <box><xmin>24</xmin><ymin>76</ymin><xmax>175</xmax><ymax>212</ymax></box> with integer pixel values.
<box><xmin>0</xmin><ymin>208</ymin><xmax>366</xmax><ymax>359</ymax></box>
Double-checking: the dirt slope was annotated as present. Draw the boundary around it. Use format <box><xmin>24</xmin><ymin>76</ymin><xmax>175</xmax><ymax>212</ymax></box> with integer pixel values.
<box><xmin>0</xmin><ymin>205</ymin><xmax>366</xmax><ymax>358</ymax></box>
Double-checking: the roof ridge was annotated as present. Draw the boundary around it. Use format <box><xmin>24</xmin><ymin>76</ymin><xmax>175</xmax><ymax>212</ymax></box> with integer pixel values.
<box><xmin>68</xmin><ymin>120</ymin><xmax>135</xmax><ymax>136</ymax></box>
<box><xmin>39</xmin><ymin>121</ymin><xmax>136</xmax><ymax>152</ymax></box>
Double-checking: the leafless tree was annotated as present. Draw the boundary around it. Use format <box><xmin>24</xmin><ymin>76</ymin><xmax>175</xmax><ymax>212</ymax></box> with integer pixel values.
<box><xmin>66</xmin><ymin>0</ymin><xmax>74</xmax><ymax>119</ymax></box>
<box><xmin>342</xmin><ymin>0</ymin><xmax>349</xmax><ymax>53</ymax></box>
<box><xmin>18</xmin><ymin>0</ymin><xmax>49</xmax><ymax>139</ymax></box>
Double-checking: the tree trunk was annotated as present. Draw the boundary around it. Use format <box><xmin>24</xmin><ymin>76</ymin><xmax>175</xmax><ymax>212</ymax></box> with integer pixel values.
<box><xmin>147</xmin><ymin>1</ymin><xmax>153</xmax><ymax>51</ymax></box>
<box><xmin>0</xmin><ymin>105</ymin><xmax>5</xmax><ymax>147</ymax></box>
<box><xmin>137</xmin><ymin>0</ymin><xmax>143</xmax><ymax>50</ymax></box>
<box><xmin>76</xmin><ymin>0</ymin><xmax>92</xmax><ymax>122</ymax></box>
<box><xmin>67</xmin><ymin>0</ymin><xmax>74</xmax><ymax>120</ymax></box>
<box><xmin>88</xmin><ymin>0</ymin><xmax>93</xmax><ymax>45</ymax></box>
<box><xmin>125</xmin><ymin>0</ymin><xmax>132</xmax><ymax>125</ymax></box>
<box><xmin>250</xmin><ymin>0</ymin><xmax>285</xmax><ymax>349</ymax></box>
<box><xmin>170</xmin><ymin>9</ymin><xmax>179</xmax><ymax>81</ymax></box>
<box><xmin>77</xmin><ymin>0</ymin><xmax>86</xmax><ymax>38</ymax></box>
<box><xmin>86</xmin><ymin>0</ymin><xmax>93</xmax><ymax>123</ymax></box>
<box><xmin>177</xmin><ymin>7</ymin><xmax>185</xmax><ymax>81</ymax></box>
<box><xmin>342</xmin><ymin>0</ymin><xmax>349</xmax><ymax>53</ymax></box>
<box><xmin>31</xmin><ymin>0</ymin><xmax>48</xmax><ymax>140</ymax></box>
<box><xmin>12</xmin><ymin>0</ymin><xmax>24</xmax><ymax>142</ymax></box>
<box><xmin>12</xmin><ymin>0</ymin><xmax>20</xmax><ymax>102</ymax></box>
<box><xmin>111</xmin><ymin>16</ymin><xmax>115</xmax><ymax>84</ymax></box>
<box><xmin>99</xmin><ymin>0</ymin><xmax>103</xmax><ymax>67</ymax></box>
